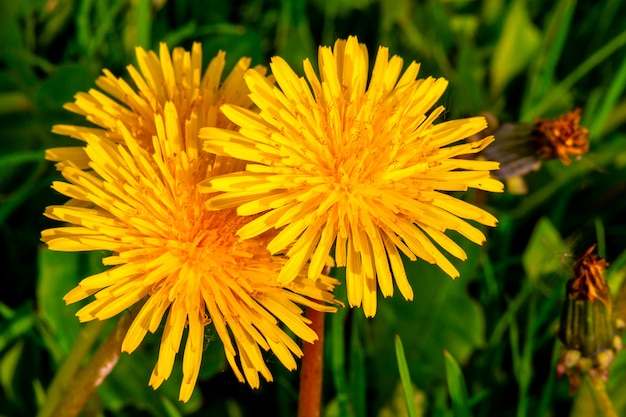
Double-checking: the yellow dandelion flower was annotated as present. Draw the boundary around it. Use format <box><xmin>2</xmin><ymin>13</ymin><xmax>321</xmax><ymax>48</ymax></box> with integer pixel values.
<box><xmin>49</xmin><ymin>42</ymin><xmax>263</xmax><ymax>166</ymax></box>
<box><xmin>199</xmin><ymin>36</ymin><xmax>503</xmax><ymax>317</ymax></box>
<box><xmin>42</xmin><ymin>43</ymin><xmax>338</xmax><ymax>402</ymax></box>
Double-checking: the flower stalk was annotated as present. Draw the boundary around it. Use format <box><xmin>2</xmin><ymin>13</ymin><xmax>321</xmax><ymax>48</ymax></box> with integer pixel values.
<box><xmin>39</xmin><ymin>314</ymin><xmax>132</xmax><ymax>417</ymax></box>
<box><xmin>297</xmin><ymin>307</ymin><xmax>326</xmax><ymax>417</ymax></box>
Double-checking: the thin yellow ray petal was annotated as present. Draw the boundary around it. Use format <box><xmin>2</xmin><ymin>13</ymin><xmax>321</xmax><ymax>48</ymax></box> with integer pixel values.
<box><xmin>381</xmin><ymin>232</ymin><xmax>413</xmax><ymax>300</ymax></box>
<box><xmin>267</xmin><ymin>209</ymin><xmax>316</xmax><ymax>255</ymax></box>
<box><xmin>308</xmin><ymin>213</ymin><xmax>338</xmax><ymax>279</ymax></box>
<box><xmin>361</xmin><ymin>274</ymin><xmax>378</xmax><ymax>318</ymax></box>
<box><xmin>421</xmin><ymin>225</ymin><xmax>467</xmax><ymax>261</ymax></box>
<box><xmin>346</xmin><ymin>240</ymin><xmax>363</xmax><ymax>308</ymax></box>
<box><xmin>428</xmin><ymin>192</ymin><xmax>499</xmax><ymax>226</ymax></box>
<box><xmin>181</xmin><ymin>314</ymin><xmax>204</xmax><ymax>388</ymax></box>
<box><xmin>367</xmin><ymin>226</ymin><xmax>393</xmax><ymax>297</ymax></box>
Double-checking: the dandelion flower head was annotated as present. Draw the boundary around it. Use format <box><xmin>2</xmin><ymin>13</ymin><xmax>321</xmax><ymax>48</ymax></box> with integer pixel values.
<box><xmin>200</xmin><ymin>36</ymin><xmax>503</xmax><ymax>317</ymax></box>
<box><xmin>531</xmin><ymin>108</ymin><xmax>589</xmax><ymax>165</ymax></box>
<box><xmin>41</xmin><ymin>43</ymin><xmax>338</xmax><ymax>402</ymax></box>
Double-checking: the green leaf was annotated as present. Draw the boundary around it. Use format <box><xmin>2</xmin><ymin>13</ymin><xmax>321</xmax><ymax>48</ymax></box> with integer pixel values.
<box><xmin>0</xmin><ymin>340</ymin><xmax>24</xmax><ymax>411</ymax></box>
<box><xmin>607</xmin><ymin>249</ymin><xmax>626</xmax><ymax>296</ymax></box>
<box><xmin>95</xmin><ymin>312</ymin><xmax>225</xmax><ymax>415</ymax></box>
<box><xmin>129</xmin><ymin>0</ymin><xmax>152</xmax><ymax>49</ymax></box>
<box><xmin>395</xmin><ymin>335</ymin><xmax>418</xmax><ymax>417</ymax></box>
<box><xmin>37</xmin><ymin>249</ymin><xmax>103</xmax><ymax>357</ymax></box>
<box><xmin>327</xmin><ymin>269</ymin><xmax>367</xmax><ymax>417</ymax></box>
<box><xmin>588</xmin><ymin>49</ymin><xmax>626</xmax><ymax>138</ymax></box>
<box><xmin>490</xmin><ymin>0</ymin><xmax>541</xmax><ymax>96</ymax></box>
<box><xmin>274</xmin><ymin>0</ymin><xmax>316</xmax><ymax>71</ymax></box>
<box><xmin>608</xmin><ymin>333</ymin><xmax>626</xmax><ymax>416</ymax></box>
<box><xmin>368</xmin><ymin>236</ymin><xmax>485</xmax><ymax>407</ymax></box>
<box><xmin>0</xmin><ymin>304</ymin><xmax>36</xmax><ymax>354</ymax></box>
<box><xmin>454</xmin><ymin>39</ymin><xmax>487</xmax><ymax>114</ymax></box>
<box><xmin>521</xmin><ymin>217</ymin><xmax>569</xmax><ymax>282</ymax></box>
<box><xmin>524</xmin><ymin>29</ymin><xmax>626</xmax><ymax>119</ymax></box>
<box><xmin>34</xmin><ymin>63</ymin><xmax>95</xmax><ymax>112</ymax></box>
<box><xmin>198</xmin><ymin>331</ymin><xmax>228</xmax><ymax>380</ymax></box>
<box><xmin>0</xmin><ymin>340</ymin><xmax>25</xmax><ymax>404</ymax></box>
<box><xmin>520</xmin><ymin>0</ymin><xmax>576</xmax><ymax>120</ymax></box>
<box><xmin>328</xmin><ymin>278</ymin><xmax>350</xmax><ymax>417</ymax></box>
<box><xmin>200</xmin><ymin>29</ymin><xmax>265</xmax><ymax>72</ymax></box>
<box><xmin>311</xmin><ymin>0</ymin><xmax>378</xmax><ymax>18</ymax></box>
<box><xmin>444</xmin><ymin>350</ymin><xmax>472</xmax><ymax>417</ymax></box>
<box><xmin>98</xmin><ymin>337</ymin><xmax>202</xmax><ymax>416</ymax></box>
<box><xmin>350</xmin><ymin>314</ymin><xmax>366</xmax><ymax>417</ymax></box>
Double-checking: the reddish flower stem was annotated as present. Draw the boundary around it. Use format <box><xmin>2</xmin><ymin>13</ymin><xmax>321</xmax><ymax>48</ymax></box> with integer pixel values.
<box><xmin>297</xmin><ymin>307</ymin><xmax>326</xmax><ymax>417</ymax></box>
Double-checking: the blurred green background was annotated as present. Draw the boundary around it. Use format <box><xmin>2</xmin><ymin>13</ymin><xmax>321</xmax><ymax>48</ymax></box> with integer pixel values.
<box><xmin>1</xmin><ymin>0</ymin><xmax>626</xmax><ymax>416</ymax></box>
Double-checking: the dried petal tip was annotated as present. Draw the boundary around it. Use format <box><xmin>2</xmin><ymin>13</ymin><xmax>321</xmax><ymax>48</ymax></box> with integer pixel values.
<box><xmin>570</xmin><ymin>244</ymin><xmax>610</xmax><ymax>305</ymax></box>
<box><xmin>557</xmin><ymin>245</ymin><xmax>623</xmax><ymax>393</ymax></box>
<box><xmin>532</xmin><ymin>108</ymin><xmax>589</xmax><ymax>165</ymax></box>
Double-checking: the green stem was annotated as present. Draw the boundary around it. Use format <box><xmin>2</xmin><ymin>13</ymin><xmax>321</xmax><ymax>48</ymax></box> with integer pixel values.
<box><xmin>586</xmin><ymin>377</ymin><xmax>619</xmax><ymax>417</ymax></box>
<box><xmin>38</xmin><ymin>314</ymin><xmax>133</xmax><ymax>417</ymax></box>
<box><xmin>38</xmin><ymin>320</ymin><xmax>106</xmax><ymax>417</ymax></box>
<box><xmin>614</xmin><ymin>276</ymin><xmax>626</xmax><ymax>331</ymax></box>
<box><xmin>509</xmin><ymin>150</ymin><xmax>616</xmax><ymax>219</ymax></box>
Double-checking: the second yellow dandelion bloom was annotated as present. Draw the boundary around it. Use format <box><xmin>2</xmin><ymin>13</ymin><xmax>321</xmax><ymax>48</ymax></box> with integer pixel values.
<box><xmin>200</xmin><ymin>36</ymin><xmax>503</xmax><ymax>317</ymax></box>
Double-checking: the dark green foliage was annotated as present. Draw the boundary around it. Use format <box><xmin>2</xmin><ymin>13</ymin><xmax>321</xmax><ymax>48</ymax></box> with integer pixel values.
<box><xmin>2</xmin><ymin>0</ymin><xmax>626</xmax><ymax>416</ymax></box>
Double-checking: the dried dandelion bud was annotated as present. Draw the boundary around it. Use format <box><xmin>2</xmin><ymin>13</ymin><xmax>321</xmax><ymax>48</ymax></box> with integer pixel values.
<box><xmin>532</xmin><ymin>108</ymin><xmax>589</xmax><ymax>165</ymax></box>
<box><xmin>482</xmin><ymin>109</ymin><xmax>590</xmax><ymax>180</ymax></box>
<box><xmin>557</xmin><ymin>245</ymin><xmax>624</xmax><ymax>393</ymax></box>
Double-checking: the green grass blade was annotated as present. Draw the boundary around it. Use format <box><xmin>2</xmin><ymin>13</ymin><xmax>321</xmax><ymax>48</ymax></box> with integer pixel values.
<box><xmin>330</xmin><ymin>306</ymin><xmax>350</xmax><ymax>417</ymax></box>
<box><xmin>0</xmin><ymin>308</ymin><xmax>36</xmax><ymax>354</ymax></box>
<box><xmin>350</xmin><ymin>315</ymin><xmax>366</xmax><ymax>417</ymax></box>
<box><xmin>524</xmin><ymin>29</ymin><xmax>626</xmax><ymax>118</ymax></box>
<box><xmin>588</xmin><ymin>50</ymin><xmax>626</xmax><ymax>139</ymax></box>
<box><xmin>490</xmin><ymin>0</ymin><xmax>541</xmax><ymax>97</ymax></box>
<box><xmin>75</xmin><ymin>0</ymin><xmax>94</xmax><ymax>54</ymax></box>
<box><xmin>86</xmin><ymin>0</ymin><xmax>126</xmax><ymax>56</ymax></box>
<box><xmin>520</xmin><ymin>0</ymin><xmax>576</xmax><ymax>120</ymax></box>
<box><xmin>536</xmin><ymin>341</ymin><xmax>562</xmax><ymax>417</ymax></box>
<box><xmin>135</xmin><ymin>0</ymin><xmax>151</xmax><ymax>49</ymax></box>
<box><xmin>395</xmin><ymin>335</ymin><xmax>418</xmax><ymax>417</ymax></box>
<box><xmin>443</xmin><ymin>350</ymin><xmax>472</xmax><ymax>417</ymax></box>
<box><xmin>0</xmin><ymin>150</ymin><xmax>43</xmax><ymax>173</ymax></box>
<box><xmin>516</xmin><ymin>298</ymin><xmax>537</xmax><ymax>417</ymax></box>
<box><xmin>36</xmin><ymin>320</ymin><xmax>106</xmax><ymax>417</ymax></box>
<box><xmin>595</xmin><ymin>217</ymin><xmax>607</xmax><ymax>259</ymax></box>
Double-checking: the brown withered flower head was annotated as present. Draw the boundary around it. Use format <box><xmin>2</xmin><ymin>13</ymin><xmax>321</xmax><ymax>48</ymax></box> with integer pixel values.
<box><xmin>481</xmin><ymin>109</ymin><xmax>590</xmax><ymax>180</ymax></box>
<box><xmin>531</xmin><ymin>108</ymin><xmax>589</xmax><ymax>165</ymax></box>
<box><xmin>557</xmin><ymin>245</ymin><xmax>624</xmax><ymax>393</ymax></box>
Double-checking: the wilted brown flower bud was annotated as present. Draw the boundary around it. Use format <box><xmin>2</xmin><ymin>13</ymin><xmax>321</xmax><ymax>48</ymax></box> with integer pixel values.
<box><xmin>482</xmin><ymin>109</ymin><xmax>590</xmax><ymax>180</ymax></box>
<box><xmin>532</xmin><ymin>108</ymin><xmax>589</xmax><ymax>165</ymax></box>
<box><xmin>557</xmin><ymin>245</ymin><xmax>624</xmax><ymax>393</ymax></box>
